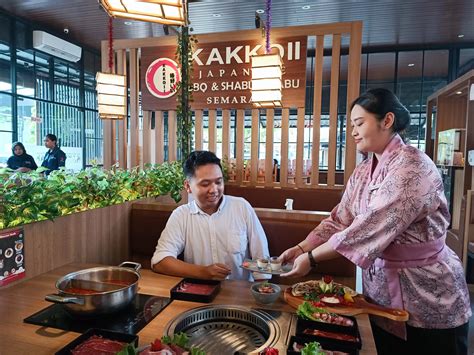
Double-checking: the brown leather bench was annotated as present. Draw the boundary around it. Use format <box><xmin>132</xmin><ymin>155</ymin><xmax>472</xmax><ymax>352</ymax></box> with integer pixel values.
<box><xmin>224</xmin><ymin>185</ymin><xmax>343</xmax><ymax>212</ymax></box>
<box><xmin>129</xmin><ymin>203</ymin><xmax>355</xmax><ymax>287</ymax></box>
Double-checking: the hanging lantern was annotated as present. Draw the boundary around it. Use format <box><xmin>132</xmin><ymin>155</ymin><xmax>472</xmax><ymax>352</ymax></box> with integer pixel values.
<box><xmin>251</xmin><ymin>0</ymin><xmax>282</xmax><ymax>108</ymax></box>
<box><xmin>99</xmin><ymin>0</ymin><xmax>185</xmax><ymax>26</ymax></box>
<box><xmin>96</xmin><ymin>72</ymin><xmax>127</xmax><ymax>120</ymax></box>
<box><xmin>96</xmin><ymin>17</ymin><xmax>127</xmax><ymax>120</ymax></box>
<box><xmin>251</xmin><ymin>53</ymin><xmax>282</xmax><ymax>108</ymax></box>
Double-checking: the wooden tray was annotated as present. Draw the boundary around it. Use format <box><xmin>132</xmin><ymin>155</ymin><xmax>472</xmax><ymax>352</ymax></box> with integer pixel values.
<box><xmin>284</xmin><ymin>287</ymin><xmax>409</xmax><ymax>322</ymax></box>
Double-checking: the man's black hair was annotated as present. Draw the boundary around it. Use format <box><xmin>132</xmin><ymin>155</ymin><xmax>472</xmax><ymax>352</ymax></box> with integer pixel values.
<box><xmin>183</xmin><ymin>151</ymin><xmax>222</xmax><ymax>178</ymax></box>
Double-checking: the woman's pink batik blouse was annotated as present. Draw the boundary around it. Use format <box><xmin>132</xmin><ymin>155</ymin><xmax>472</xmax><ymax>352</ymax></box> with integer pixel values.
<box><xmin>306</xmin><ymin>134</ymin><xmax>471</xmax><ymax>329</ymax></box>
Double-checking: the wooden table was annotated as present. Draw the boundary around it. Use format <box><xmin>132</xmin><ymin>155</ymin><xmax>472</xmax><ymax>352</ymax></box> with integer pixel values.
<box><xmin>0</xmin><ymin>264</ymin><xmax>377</xmax><ymax>354</ymax></box>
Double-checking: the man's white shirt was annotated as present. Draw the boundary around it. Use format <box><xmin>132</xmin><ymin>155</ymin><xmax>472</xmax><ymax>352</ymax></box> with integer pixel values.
<box><xmin>151</xmin><ymin>195</ymin><xmax>270</xmax><ymax>281</ymax></box>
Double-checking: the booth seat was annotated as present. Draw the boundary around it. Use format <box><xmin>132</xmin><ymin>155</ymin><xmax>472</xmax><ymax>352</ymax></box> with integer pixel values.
<box><xmin>224</xmin><ymin>185</ymin><xmax>343</xmax><ymax>212</ymax></box>
<box><xmin>130</xmin><ymin>202</ymin><xmax>355</xmax><ymax>287</ymax></box>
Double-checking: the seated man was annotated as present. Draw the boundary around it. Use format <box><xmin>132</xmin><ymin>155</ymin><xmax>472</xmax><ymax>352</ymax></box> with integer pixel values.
<box><xmin>151</xmin><ymin>151</ymin><xmax>270</xmax><ymax>281</ymax></box>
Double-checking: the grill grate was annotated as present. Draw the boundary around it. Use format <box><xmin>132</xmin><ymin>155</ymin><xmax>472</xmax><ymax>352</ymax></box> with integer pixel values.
<box><xmin>164</xmin><ymin>305</ymin><xmax>280</xmax><ymax>354</ymax></box>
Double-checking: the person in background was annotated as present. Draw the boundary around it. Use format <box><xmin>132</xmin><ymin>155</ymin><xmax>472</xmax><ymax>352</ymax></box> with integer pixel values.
<box><xmin>41</xmin><ymin>133</ymin><xmax>66</xmax><ymax>175</ymax></box>
<box><xmin>152</xmin><ymin>150</ymin><xmax>270</xmax><ymax>281</ymax></box>
<box><xmin>7</xmin><ymin>142</ymin><xmax>37</xmax><ymax>172</ymax></box>
<box><xmin>279</xmin><ymin>88</ymin><xmax>470</xmax><ymax>355</ymax></box>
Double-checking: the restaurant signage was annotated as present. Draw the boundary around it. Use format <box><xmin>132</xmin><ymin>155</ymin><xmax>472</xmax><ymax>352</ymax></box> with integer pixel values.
<box><xmin>140</xmin><ymin>36</ymin><xmax>307</xmax><ymax>110</ymax></box>
<box><xmin>0</xmin><ymin>228</ymin><xmax>25</xmax><ymax>287</ymax></box>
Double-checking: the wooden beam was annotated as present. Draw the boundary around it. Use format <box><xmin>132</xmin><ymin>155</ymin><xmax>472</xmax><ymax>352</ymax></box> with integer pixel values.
<box><xmin>101</xmin><ymin>40</ymin><xmax>113</xmax><ymax>169</ymax></box>
<box><xmin>280</xmin><ymin>108</ymin><xmax>290</xmax><ymax>187</ymax></box>
<box><xmin>236</xmin><ymin>110</ymin><xmax>245</xmax><ymax>184</ymax></box>
<box><xmin>222</xmin><ymin>109</ymin><xmax>231</xmax><ymax>159</ymax></box>
<box><xmin>265</xmin><ymin>109</ymin><xmax>274</xmax><ymax>186</ymax></box>
<box><xmin>208</xmin><ymin>109</ymin><xmax>217</xmax><ymax>153</ymax></box>
<box><xmin>142</xmin><ymin>111</ymin><xmax>152</xmax><ymax>167</ymax></box>
<box><xmin>155</xmin><ymin>111</ymin><xmax>164</xmax><ymax>164</ymax></box>
<box><xmin>129</xmin><ymin>48</ymin><xmax>139</xmax><ymax>168</ymax></box>
<box><xmin>344</xmin><ymin>21</ymin><xmax>362</xmax><ymax>183</ymax></box>
<box><xmin>194</xmin><ymin>110</ymin><xmax>203</xmax><ymax>150</ymax></box>
<box><xmin>311</xmin><ymin>35</ymin><xmax>324</xmax><ymax>187</ymax></box>
<box><xmin>168</xmin><ymin>111</ymin><xmax>177</xmax><ymax>161</ymax></box>
<box><xmin>116</xmin><ymin>49</ymin><xmax>128</xmax><ymax>169</ymax></box>
<box><xmin>328</xmin><ymin>34</ymin><xmax>341</xmax><ymax>187</ymax></box>
<box><xmin>250</xmin><ymin>109</ymin><xmax>259</xmax><ymax>184</ymax></box>
<box><xmin>296</xmin><ymin>107</ymin><xmax>306</xmax><ymax>187</ymax></box>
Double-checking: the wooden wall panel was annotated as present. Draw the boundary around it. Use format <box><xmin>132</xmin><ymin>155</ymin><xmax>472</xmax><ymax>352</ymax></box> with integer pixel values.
<box><xmin>265</xmin><ymin>109</ymin><xmax>274</xmax><ymax>186</ymax></box>
<box><xmin>208</xmin><ymin>110</ymin><xmax>217</xmax><ymax>153</ymax></box>
<box><xmin>236</xmin><ymin>110</ymin><xmax>245</xmax><ymax>184</ymax></box>
<box><xmin>280</xmin><ymin>109</ymin><xmax>290</xmax><ymax>187</ymax></box>
<box><xmin>168</xmin><ymin>111</ymin><xmax>177</xmax><ymax>161</ymax></box>
<box><xmin>129</xmin><ymin>48</ymin><xmax>139</xmax><ymax>168</ymax></box>
<box><xmin>155</xmin><ymin>111</ymin><xmax>164</xmax><ymax>164</ymax></box>
<box><xmin>194</xmin><ymin>110</ymin><xmax>203</xmax><ymax>151</ymax></box>
<box><xmin>327</xmin><ymin>34</ymin><xmax>341</xmax><ymax>187</ymax></box>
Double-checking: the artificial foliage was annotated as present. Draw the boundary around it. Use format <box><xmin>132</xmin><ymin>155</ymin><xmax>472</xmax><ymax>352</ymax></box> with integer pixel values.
<box><xmin>175</xmin><ymin>25</ymin><xmax>197</xmax><ymax>160</ymax></box>
<box><xmin>0</xmin><ymin>162</ymin><xmax>184</xmax><ymax>229</ymax></box>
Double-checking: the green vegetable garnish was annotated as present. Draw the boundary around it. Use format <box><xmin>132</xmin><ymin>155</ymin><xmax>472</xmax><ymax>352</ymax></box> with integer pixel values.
<box><xmin>301</xmin><ymin>341</ymin><xmax>325</xmax><ymax>355</ymax></box>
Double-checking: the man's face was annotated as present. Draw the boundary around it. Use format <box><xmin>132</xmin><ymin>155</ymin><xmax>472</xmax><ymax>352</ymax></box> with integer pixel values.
<box><xmin>44</xmin><ymin>137</ymin><xmax>55</xmax><ymax>149</ymax></box>
<box><xmin>185</xmin><ymin>163</ymin><xmax>224</xmax><ymax>214</ymax></box>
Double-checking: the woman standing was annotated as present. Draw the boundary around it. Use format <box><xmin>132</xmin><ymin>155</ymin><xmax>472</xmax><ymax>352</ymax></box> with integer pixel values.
<box><xmin>280</xmin><ymin>88</ymin><xmax>471</xmax><ymax>355</ymax></box>
<box><xmin>41</xmin><ymin>133</ymin><xmax>66</xmax><ymax>175</ymax></box>
<box><xmin>7</xmin><ymin>142</ymin><xmax>37</xmax><ymax>172</ymax></box>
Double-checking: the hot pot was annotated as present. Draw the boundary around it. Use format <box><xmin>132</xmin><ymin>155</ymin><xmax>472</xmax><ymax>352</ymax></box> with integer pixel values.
<box><xmin>45</xmin><ymin>262</ymin><xmax>141</xmax><ymax>316</ymax></box>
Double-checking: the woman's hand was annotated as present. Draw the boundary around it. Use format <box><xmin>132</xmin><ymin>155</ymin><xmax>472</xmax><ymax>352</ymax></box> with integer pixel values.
<box><xmin>279</xmin><ymin>245</ymin><xmax>304</xmax><ymax>264</ymax></box>
<box><xmin>280</xmin><ymin>252</ymin><xmax>311</xmax><ymax>278</ymax></box>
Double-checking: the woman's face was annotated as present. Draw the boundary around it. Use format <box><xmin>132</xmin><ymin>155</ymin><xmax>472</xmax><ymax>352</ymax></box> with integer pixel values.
<box><xmin>44</xmin><ymin>137</ymin><xmax>55</xmax><ymax>149</ymax></box>
<box><xmin>350</xmin><ymin>104</ymin><xmax>393</xmax><ymax>155</ymax></box>
<box><xmin>14</xmin><ymin>145</ymin><xmax>24</xmax><ymax>156</ymax></box>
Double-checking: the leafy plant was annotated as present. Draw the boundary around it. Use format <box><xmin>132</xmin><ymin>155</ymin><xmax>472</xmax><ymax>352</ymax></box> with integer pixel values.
<box><xmin>0</xmin><ymin>161</ymin><xmax>184</xmax><ymax>229</ymax></box>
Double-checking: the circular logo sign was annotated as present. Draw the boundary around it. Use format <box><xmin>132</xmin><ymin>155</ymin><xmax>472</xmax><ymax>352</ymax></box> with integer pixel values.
<box><xmin>145</xmin><ymin>58</ymin><xmax>181</xmax><ymax>99</ymax></box>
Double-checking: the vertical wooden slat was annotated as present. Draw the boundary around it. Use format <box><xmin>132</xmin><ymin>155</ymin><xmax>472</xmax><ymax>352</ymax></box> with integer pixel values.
<box><xmin>116</xmin><ymin>49</ymin><xmax>127</xmax><ymax>169</ymax></box>
<box><xmin>168</xmin><ymin>110</ymin><xmax>177</xmax><ymax>161</ymax></box>
<box><xmin>129</xmin><ymin>48</ymin><xmax>139</xmax><ymax>168</ymax></box>
<box><xmin>222</xmin><ymin>110</ymin><xmax>231</xmax><ymax>158</ymax></box>
<box><xmin>236</xmin><ymin>109</ymin><xmax>245</xmax><ymax>184</ymax></box>
<box><xmin>327</xmin><ymin>34</ymin><xmax>341</xmax><ymax>187</ymax></box>
<box><xmin>295</xmin><ymin>107</ymin><xmax>306</xmax><ymax>187</ymax></box>
<box><xmin>101</xmin><ymin>41</ymin><xmax>113</xmax><ymax>169</ymax></box>
<box><xmin>208</xmin><ymin>109</ymin><xmax>217</xmax><ymax>153</ymax></box>
<box><xmin>194</xmin><ymin>110</ymin><xmax>203</xmax><ymax>151</ymax></box>
<box><xmin>311</xmin><ymin>35</ymin><xmax>324</xmax><ymax>186</ymax></box>
<box><xmin>344</xmin><ymin>22</ymin><xmax>363</xmax><ymax>183</ymax></box>
<box><xmin>265</xmin><ymin>109</ymin><xmax>274</xmax><ymax>185</ymax></box>
<box><xmin>155</xmin><ymin>111</ymin><xmax>164</xmax><ymax>164</ymax></box>
<box><xmin>280</xmin><ymin>108</ymin><xmax>290</xmax><ymax>187</ymax></box>
<box><xmin>250</xmin><ymin>109</ymin><xmax>259</xmax><ymax>184</ymax></box>
<box><xmin>142</xmin><ymin>111</ymin><xmax>151</xmax><ymax>167</ymax></box>
<box><xmin>425</xmin><ymin>101</ymin><xmax>434</xmax><ymax>159</ymax></box>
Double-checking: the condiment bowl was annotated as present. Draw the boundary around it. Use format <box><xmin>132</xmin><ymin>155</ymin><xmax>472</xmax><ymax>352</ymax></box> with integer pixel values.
<box><xmin>250</xmin><ymin>282</ymin><xmax>281</xmax><ymax>304</ymax></box>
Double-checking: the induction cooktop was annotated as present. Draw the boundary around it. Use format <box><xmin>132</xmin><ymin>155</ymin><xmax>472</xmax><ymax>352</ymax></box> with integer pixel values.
<box><xmin>23</xmin><ymin>293</ymin><xmax>170</xmax><ymax>334</ymax></box>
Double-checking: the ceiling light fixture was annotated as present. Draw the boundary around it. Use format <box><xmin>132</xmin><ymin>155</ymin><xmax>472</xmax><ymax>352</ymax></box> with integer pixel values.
<box><xmin>124</xmin><ymin>21</ymin><xmax>132</xmax><ymax>25</ymax></box>
<box><xmin>302</xmin><ymin>5</ymin><xmax>311</xmax><ymax>10</ymax></box>
<box><xmin>212</xmin><ymin>13</ymin><xmax>221</xmax><ymax>18</ymax></box>
<box><xmin>256</xmin><ymin>9</ymin><xmax>265</xmax><ymax>14</ymax></box>
<box><xmin>456</xmin><ymin>91</ymin><xmax>462</xmax><ymax>95</ymax></box>
<box><xmin>99</xmin><ymin>0</ymin><xmax>186</xmax><ymax>26</ymax></box>
<box><xmin>458</xmin><ymin>34</ymin><xmax>465</xmax><ymax>38</ymax></box>
<box><xmin>408</xmin><ymin>63</ymin><xmax>415</xmax><ymax>67</ymax></box>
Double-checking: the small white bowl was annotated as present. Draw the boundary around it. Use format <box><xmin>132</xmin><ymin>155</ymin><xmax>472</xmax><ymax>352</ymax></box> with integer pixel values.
<box><xmin>257</xmin><ymin>258</ymin><xmax>269</xmax><ymax>269</ymax></box>
<box><xmin>269</xmin><ymin>257</ymin><xmax>282</xmax><ymax>271</ymax></box>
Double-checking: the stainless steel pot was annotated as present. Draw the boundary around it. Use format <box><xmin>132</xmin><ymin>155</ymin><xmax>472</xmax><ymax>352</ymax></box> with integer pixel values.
<box><xmin>45</xmin><ymin>262</ymin><xmax>141</xmax><ymax>316</ymax></box>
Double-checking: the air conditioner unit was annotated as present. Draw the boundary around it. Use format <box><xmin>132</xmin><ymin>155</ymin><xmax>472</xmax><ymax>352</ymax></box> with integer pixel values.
<box><xmin>33</xmin><ymin>31</ymin><xmax>82</xmax><ymax>62</ymax></box>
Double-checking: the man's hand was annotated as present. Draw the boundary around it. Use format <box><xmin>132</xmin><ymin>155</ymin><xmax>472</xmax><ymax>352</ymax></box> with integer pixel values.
<box><xmin>204</xmin><ymin>263</ymin><xmax>232</xmax><ymax>280</ymax></box>
<box><xmin>279</xmin><ymin>245</ymin><xmax>304</xmax><ymax>264</ymax></box>
<box><xmin>280</xmin><ymin>252</ymin><xmax>311</xmax><ymax>278</ymax></box>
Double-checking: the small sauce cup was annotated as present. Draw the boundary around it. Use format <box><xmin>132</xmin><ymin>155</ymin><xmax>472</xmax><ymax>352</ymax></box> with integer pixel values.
<box><xmin>257</xmin><ymin>258</ymin><xmax>269</xmax><ymax>269</ymax></box>
<box><xmin>270</xmin><ymin>257</ymin><xmax>282</xmax><ymax>271</ymax></box>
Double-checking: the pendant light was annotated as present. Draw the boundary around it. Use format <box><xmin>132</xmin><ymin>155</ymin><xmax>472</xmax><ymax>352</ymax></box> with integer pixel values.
<box><xmin>99</xmin><ymin>0</ymin><xmax>185</xmax><ymax>26</ymax></box>
<box><xmin>96</xmin><ymin>17</ymin><xmax>127</xmax><ymax>120</ymax></box>
<box><xmin>251</xmin><ymin>0</ymin><xmax>282</xmax><ymax>108</ymax></box>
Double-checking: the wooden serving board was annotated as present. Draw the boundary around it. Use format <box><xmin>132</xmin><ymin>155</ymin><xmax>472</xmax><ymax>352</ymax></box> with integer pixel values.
<box><xmin>284</xmin><ymin>287</ymin><xmax>409</xmax><ymax>322</ymax></box>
